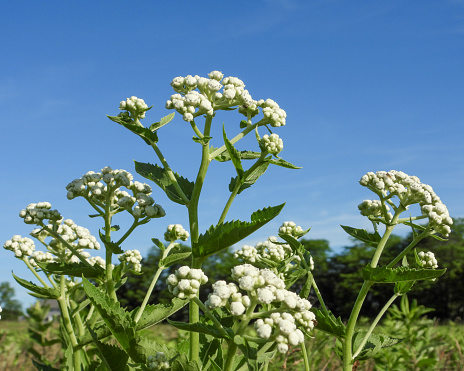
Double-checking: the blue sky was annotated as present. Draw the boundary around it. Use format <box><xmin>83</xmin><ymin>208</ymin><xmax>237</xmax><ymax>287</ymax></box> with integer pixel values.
<box><xmin>1</xmin><ymin>0</ymin><xmax>463</xmax><ymax>308</ymax></box>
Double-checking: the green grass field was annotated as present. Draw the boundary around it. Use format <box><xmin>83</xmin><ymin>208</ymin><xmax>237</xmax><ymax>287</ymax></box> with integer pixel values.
<box><xmin>1</xmin><ymin>319</ymin><xmax>463</xmax><ymax>370</ymax></box>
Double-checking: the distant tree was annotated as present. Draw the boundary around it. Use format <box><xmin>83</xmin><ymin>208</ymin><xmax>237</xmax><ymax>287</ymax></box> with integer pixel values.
<box><xmin>0</xmin><ymin>281</ymin><xmax>22</xmax><ymax>320</ymax></box>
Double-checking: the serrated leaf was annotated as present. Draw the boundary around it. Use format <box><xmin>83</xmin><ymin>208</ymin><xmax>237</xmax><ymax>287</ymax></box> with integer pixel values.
<box><xmin>223</xmin><ymin>126</ymin><xmax>244</xmax><ymax>179</ymax></box>
<box><xmin>352</xmin><ymin>331</ymin><xmax>402</xmax><ymax>361</ymax></box>
<box><xmin>129</xmin><ymin>335</ymin><xmax>174</xmax><ymax>364</ymax></box>
<box><xmin>200</xmin><ymin>336</ymin><xmax>221</xmax><ymax>369</ymax></box>
<box><xmin>134</xmin><ymin>161</ymin><xmax>193</xmax><ymax>205</ymax></box>
<box><xmin>340</xmin><ymin>225</ymin><xmax>381</xmax><ymax>246</ymax></box>
<box><xmin>149</xmin><ymin>112</ymin><xmax>175</xmax><ymax>131</ymax></box>
<box><xmin>107</xmin><ymin>115</ymin><xmax>157</xmax><ymax>145</ymax></box>
<box><xmin>161</xmin><ymin>252</ymin><xmax>192</xmax><ymax>268</ymax></box>
<box><xmin>79</xmin><ymin>323</ymin><xmax>113</xmax><ymax>347</ymax></box>
<box><xmin>12</xmin><ymin>273</ymin><xmax>60</xmax><ymax>299</ymax></box>
<box><xmin>211</xmin><ymin>148</ymin><xmax>262</xmax><ymax>162</ymax></box>
<box><xmin>311</xmin><ymin>307</ymin><xmax>346</xmax><ymax>338</ymax></box>
<box><xmin>265</xmin><ymin>157</ymin><xmax>302</xmax><ymax>169</ymax></box>
<box><xmin>167</xmin><ymin>320</ymin><xmax>231</xmax><ymax>339</ymax></box>
<box><xmin>99</xmin><ymin>230</ymin><xmax>124</xmax><ymax>254</ymax></box>
<box><xmin>82</xmin><ymin>278</ymin><xmax>136</xmax><ymax>352</ymax></box>
<box><xmin>193</xmin><ymin>203</ymin><xmax>285</xmax><ymax>258</ymax></box>
<box><xmin>133</xmin><ymin>298</ymin><xmax>188</xmax><ymax>330</ymax></box>
<box><xmin>229</xmin><ymin>162</ymin><xmax>270</xmax><ymax>194</ymax></box>
<box><xmin>36</xmin><ymin>262</ymin><xmax>104</xmax><ymax>278</ymax></box>
<box><xmin>89</xmin><ymin>327</ymin><xmax>129</xmax><ymax>370</ymax></box>
<box><xmin>362</xmin><ymin>265</ymin><xmax>446</xmax><ymax>283</ymax></box>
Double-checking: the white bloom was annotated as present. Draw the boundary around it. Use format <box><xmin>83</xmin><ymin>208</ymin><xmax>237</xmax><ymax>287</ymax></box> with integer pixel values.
<box><xmin>164</xmin><ymin>224</ymin><xmax>189</xmax><ymax>242</ymax></box>
<box><xmin>418</xmin><ymin>251</ymin><xmax>438</xmax><ymax>269</ymax></box>
<box><xmin>261</xmin><ymin>133</ymin><xmax>283</xmax><ymax>156</ymax></box>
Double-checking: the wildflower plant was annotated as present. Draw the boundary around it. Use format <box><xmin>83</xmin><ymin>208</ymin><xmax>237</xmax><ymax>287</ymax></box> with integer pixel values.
<box><xmin>3</xmin><ymin>71</ymin><xmax>451</xmax><ymax>371</ymax></box>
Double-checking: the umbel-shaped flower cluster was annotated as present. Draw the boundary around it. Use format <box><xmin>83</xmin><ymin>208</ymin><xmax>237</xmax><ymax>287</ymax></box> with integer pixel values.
<box><xmin>167</xmin><ymin>266</ymin><xmax>209</xmax><ymax>299</ymax></box>
<box><xmin>118</xmin><ymin>249</ymin><xmax>143</xmax><ymax>273</ymax></box>
<box><xmin>235</xmin><ymin>221</ymin><xmax>313</xmax><ymax>269</ymax></box>
<box><xmin>164</xmin><ymin>224</ymin><xmax>189</xmax><ymax>242</ymax></box>
<box><xmin>66</xmin><ymin>166</ymin><xmax>165</xmax><ymax>219</ymax></box>
<box><xmin>202</xmin><ymin>264</ymin><xmax>316</xmax><ymax>353</ymax></box>
<box><xmin>165</xmin><ymin>71</ymin><xmax>286</xmax><ymax>126</ymax></box>
<box><xmin>359</xmin><ymin>170</ymin><xmax>453</xmax><ymax>236</ymax></box>
<box><xmin>418</xmin><ymin>251</ymin><xmax>438</xmax><ymax>269</ymax></box>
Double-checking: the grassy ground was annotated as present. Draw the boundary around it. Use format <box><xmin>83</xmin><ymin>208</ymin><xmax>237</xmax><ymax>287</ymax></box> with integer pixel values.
<box><xmin>1</xmin><ymin>320</ymin><xmax>463</xmax><ymax>370</ymax></box>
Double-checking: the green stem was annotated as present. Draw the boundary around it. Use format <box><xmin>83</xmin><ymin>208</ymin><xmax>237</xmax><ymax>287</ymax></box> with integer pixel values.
<box><xmin>302</xmin><ymin>341</ymin><xmax>311</xmax><ymax>371</ymax></box>
<box><xmin>151</xmin><ymin>142</ymin><xmax>190</xmax><ymax>205</ymax></box>
<box><xmin>191</xmin><ymin>297</ymin><xmax>229</xmax><ymax>338</ymax></box>
<box><xmin>352</xmin><ymin>293</ymin><xmax>399</xmax><ymax>359</ymax></box>
<box><xmin>41</xmin><ymin>225</ymin><xmax>94</xmax><ymax>268</ymax></box>
<box><xmin>115</xmin><ymin>219</ymin><xmax>142</xmax><ymax>246</ymax></box>
<box><xmin>387</xmin><ymin>228</ymin><xmax>429</xmax><ymax>268</ymax></box>
<box><xmin>209</xmin><ymin>119</ymin><xmax>265</xmax><ymax>160</ymax></box>
<box><xmin>57</xmin><ymin>275</ymin><xmax>80</xmax><ymax>369</ymax></box>
<box><xmin>104</xmin><ymin>187</ymin><xmax>117</xmax><ymax>301</ymax></box>
<box><xmin>134</xmin><ymin>242</ymin><xmax>177</xmax><ymax>323</ymax></box>
<box><xmin>22</xmin><ymin>258</ymin><xmax>50</xmax><ymax>288</ymax></box>
<box><xmin>218</xmin><ymin>155</ymin><xmax>267</xmax><ymax>225</ymax></box>
<box><xmin>342</xmin><ymin>281</ymin><xmax>373</xmax><ymax>370</ymax></box>
<box><xmin>187</xmin><ymin>115</ymin><xmax>213</xmax><ymax>363</ymax></box>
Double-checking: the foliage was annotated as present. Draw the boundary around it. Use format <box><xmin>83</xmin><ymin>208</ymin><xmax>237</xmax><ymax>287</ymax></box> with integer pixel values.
<box><xmin>0</xmin><ymin>282</ymin><xmax>23</xmax><ymax>320</ymax></box>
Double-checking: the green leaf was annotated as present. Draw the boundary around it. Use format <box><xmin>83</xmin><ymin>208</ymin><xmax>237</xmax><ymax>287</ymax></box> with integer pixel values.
<box><xmin>149</xmin><ymin>112</ymin><xmax>175</xmax><ymax>131</ymax></box>
<box><xmin>352</xmin><ymin>331</ymin><xmax>402</xmax><ymax>361</ymax></box>
<box><xmin>89</xmin><ymin>327</ymin><xmax>129</xmax><ymax>371</ymax></box>
<box><xmin>362</xmin><ymin>265</ymin><xmax>447</xmax><ymax>283</ymax></box>
<box><xmin>193</xmin><ymin>203</ymin><xmax>285</xmax><ymax>258</ymax></box>
<box><xmin>310</xmin><ymin>307</ymin><xmax>346</xmax><ymax>338</ymax></box>
<box><xmin>107</xmin><ymin>115</ymin><xmax>157</xmax><ymax>145</ymax></box>
<box><xmin>211</xmin><ymin>148</ymin><xmax>262</xmax><ymax>162</ymax></box>
<box><xmin>229</xmin><ymin>162</ymin><xmax>270</xmax><ymax>194</ymax></box>
<box><xmin>99</xmin><ymin>230</ymin><xmax>124</xmax><ymax>254</ymax></box>
<box><xmin>151</xmin><ymin>238</ymin><xmax>165</xmax><ymax>250</ymax></box>
<box><xmin>36</xmin><ymin>262</ymin><xmax>104</xmax><ymax>278</ymax></box>
<box><xmin>167</xmin><ymin>320</ymin><xmax>232</xmax><ymax>339</ymax></box>
<box><xmin>82</xmin><ymin>278</ymin><xmax>136</xmax><ymax>352</ymax></box>
<box><xmin>192</xmin><ymin>135</ymin><xmax>212</xmax><ymax>145</ymax></box>
<box><xmin>12</xmin><ymin>273</ymin><xmax>60</xmax><ymax>299</ymax></box>
<box><xmin>265</xmin><ymin>157</ymin><xmax>302</xmax><ymax>169</ymax></box>
<box><xmin>200</xmin><ymin>336</ymin><xmax>221</xmax><ymax>369</ymax></box>
<box><xmin>394</xmin><ymin>281</ymin><xmax>415</xmax><ymax>295</ymax></box>
<box><xmin>161</xmin><ymin>252</ymin><xmax>192</xmax><ymax>268</ymax></box>
<box><xmin>134</xmin><ymin>161</ymin><xmax>194</xmax><ymax>205</ymax></box>
<box><xmin>223</xmin><ymin>126</ymin><xmax>244</xmax><ymax>179</ymax></box>
<box><xmin>129</xmin><ymin>336</ymin><xmax>173</xmax><ymax>364</ymax></box>
<box><xmin>133</xmin><ymin>298</ymin><xmax>188</xmax><ymax>330</ymax></box>
<box><xmin>340</xmin><ymin>225</ymin><xmax>381</xmax><ymax>247</ymax></box>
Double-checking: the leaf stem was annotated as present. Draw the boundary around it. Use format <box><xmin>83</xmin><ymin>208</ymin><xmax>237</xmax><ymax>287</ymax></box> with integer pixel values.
<box><xmin>387</xmin><ymin>228</ymin><xmax>429</xmax><ymax>268</ymax></box>
<box><xmin>22</xmin><ymin>257</ymin><xmax>50</xmax><ymax>288</ymax></box>
<box><xmin>191</xmin><ymin>297</ymin><xmax>230</xmax><ymax>338</ymax></box>
<box><xmin>134</xmin><ymin>242</ymin><xmax>177</xmax><ymax>323</ymax></box>
<box><xmin>352</xmin><ymin>293</ymin><xmax>399</xmax><ymax>359</ymax></box>
<box><xmin>150</xmin><ymin>141</ymin><xmax>190</xmax><ymax>205</ymax></box>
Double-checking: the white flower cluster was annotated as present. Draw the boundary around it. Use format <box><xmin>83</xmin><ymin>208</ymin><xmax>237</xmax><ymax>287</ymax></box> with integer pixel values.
<box><xmin>164</xmin><ymin>224</ymin><xmax>189</xmax><ymax>242</ymax></box>
<box><xmin>119</xmin><ymin>96</ymin><xmax>149</xmax><ymax>120</ymax></box>
<box><xmin>261</xmin><ymin>133</ymin><xmax>283</xmax><ymax>156</ymax></box>
<box><xmin>254</xmin><ymin>312</ymin><xmax>311</xmax><ymax>353</ymax></box>
<box><xmin>279</xmin><ymin>221</ymin><xmax>304</xmax><ymax>238</ymax></box>
<box><xmin>29</xmin><ymin>251</ymin><xmax>55</xmax><ymax>268</ymax></box>
<box><xmin>147</xmin><ymin>352</ymin><xmax>170</xmax><ymax>370</ymax></box>
<box><xmin>165</xmin><ymin>71</ymin><xmax>286</xmax><ymax>126</ymax></box>
<box><xmin>359</xmin><ymin>170</ymin><xmax>453</xmax><ymax>236</ymax></box>
<box><xmin>87</xmin><ymin>256</ymin><xmax>106</xmax><ymax>269</ymax></box>
<box><xmin>4</xmin><ymin>235</ymin><xmax>35</xmax><ymax>258</ymax></box>
<box><xmin>32</xmin><ymin>219</ymin><xmax>100</xmax><ymax>251</ymax></box>
<box><xmin>235</xmin><ymin>237</ymin><xmax>299</xmax><ymax>265</ymax></box>
<box><xmin>19</xmin><ymin>202</ymin><xmax>62</xmax><ymax>224</ymax></box>
<box><xmin>167</xmin><ymin>266</ymin><xmax>208</xmax><ymax>299</ymax></box>
<box><xmin>66</xmin><ymin>167</ymin><xmax>165</xmax><ymax>219</ymax></box>
<box><xmin>205</xmin><ymin>280</ymin><xmax>250</xmax><ymax>316</ymax></box>
<box><xmin>118</xmin><ymin>249</ymin><xmax>142</xmax><ymax>273</ymax></box>
<box><xmin>358</xmin><ymin>200</ymin><xmax>391</xmax><ymax>219</ymax></box>
<box><xmin>418</xmin><ymin>251</ymin><xmax>438</xmax><ymax>269</ymax></box>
